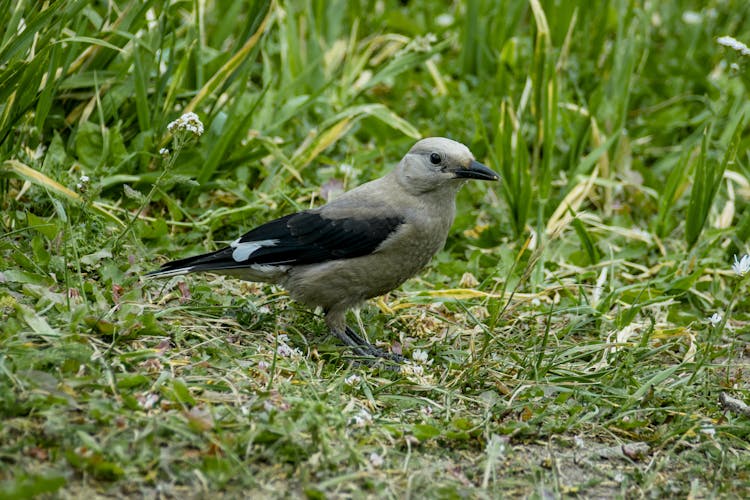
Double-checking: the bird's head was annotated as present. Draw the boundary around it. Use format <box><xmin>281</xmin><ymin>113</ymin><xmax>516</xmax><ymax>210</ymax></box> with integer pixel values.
<box><xmin>396</xmin><ymin>137</ymin><xmax>499</xmax><ymax>194</ymax></box>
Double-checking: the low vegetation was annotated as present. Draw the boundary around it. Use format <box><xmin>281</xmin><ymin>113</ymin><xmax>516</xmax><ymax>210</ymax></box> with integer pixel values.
<box><xmin>1</xmin><ymin>0</ymin><xmax>749</xmax><ymax>497</ymax></box>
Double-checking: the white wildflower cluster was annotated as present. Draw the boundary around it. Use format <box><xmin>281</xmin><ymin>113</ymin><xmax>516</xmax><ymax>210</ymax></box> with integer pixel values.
<box><xmin>276</xmin><ymin>343</ymin><xmax>301</xmax><ymax>357</ymax></box>
<box><xmin>349</xmin><ymin>408</ymin><xmax>372</xmax><ymax>428</ymax></box>
<box><xmin>411</xmin><ymin>348</ymin><xmax>433</xmax><ymax>366</ymax></box>
<box><xmin>159</xmin><ymin>147</ymin><xmax>170</xmax><ymax>156</ymax></box>
<box><xmin>275</xmin><ymin>333</ymin><xmax>302</xmax><ymax>358</ymax></box>
<box><xmin>400</xmin><ymin>362</ymin><xmax>424</xmax><ymax>377</ymax></box>
<box><xmin>410</xmin><ymin>33</ymin><xmax>438</xmax><ymax>52</ymax></box>
<box><xmin>708</xmin><ymin>313</ymin><xmax>723</xmax><ymax>327</ymax></box>
<box><xmin>368</xmin><ymin>452</ymin><xmax>384</xmax><ymax>468</ymax></box>
<box><xmin>167</xmin><ymin>112</ymin><xmax>204</xmax><ymax>136</ymax></box>
<box><xmin>405</xmin><ymin>348</ymin><xmax>434</xmax><ymax>383</ymax></box>
<box><xmin>76</xmin><ymin>174</ymin><xmax>90</xmax><ymax>193</ymax></box>
<box><xmin>137</xmin><ymin>392</ymin><xmax>160</xmax><ymax>410</ymax></box>
<box><xmin>732</xmin><ymin>254</ymin><xmax>750</xmax><ymax>277</ymax></box>
<box><xmin>718</xmin><ymin>36</ymin><xmax>750</xmax><ymax>56</ymax></box>
<box><xmin>344</xmin><ymin>374</ymin><xmax>361</xmax><ymax>386</ymax></box>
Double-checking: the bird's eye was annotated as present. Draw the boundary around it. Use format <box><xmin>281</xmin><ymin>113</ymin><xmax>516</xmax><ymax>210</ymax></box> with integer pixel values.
<box><xmin>429</xmin><ymin>153</ymin><xmax>441</xmax><ymax>165</ymax></box>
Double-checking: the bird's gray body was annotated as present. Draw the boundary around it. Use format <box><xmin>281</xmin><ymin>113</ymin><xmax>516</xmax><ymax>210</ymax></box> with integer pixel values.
<box><xmin>280</xmin><ymin>174</ymin><xmax>457</xmax><ymax>331</ymax></box>
<box><xmin>148</xmin><ymin>137</ymin><xmax>498</xmax><ymax>360</ymax></box>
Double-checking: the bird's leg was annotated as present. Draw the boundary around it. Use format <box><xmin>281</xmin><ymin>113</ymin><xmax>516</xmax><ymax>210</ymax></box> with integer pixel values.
<box><xmin>342</xmin><ymin>324</ymin><xmax>369</xmax><ymax>346</ymax></box>
<box><xmin>325</xmin><ymin>308</ymin><xmax>404</xmax><ymax>363</ymax></box>
<box><xmin>345</xmin><ymin>325</ymin><xmax>405</xmax><ymax>362</ymax></box>
<box><xmin>328</xmin><ymin>324</ymin><xmax>403</xmax><ymax>362</ymax></box>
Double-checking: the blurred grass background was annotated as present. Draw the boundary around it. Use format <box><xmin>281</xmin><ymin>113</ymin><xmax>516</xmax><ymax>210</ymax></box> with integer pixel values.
<box><xmin>1</xmin><ymin>0</ymin><xmax>749</xmax><ymax>497</ymax></box>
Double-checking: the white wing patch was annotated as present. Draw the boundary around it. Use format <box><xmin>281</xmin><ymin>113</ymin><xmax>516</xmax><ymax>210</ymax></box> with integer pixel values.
<box><xmin>230</xmin><ymin>238</ymin><xmax>278</xmax><ymax>262</ymax></box>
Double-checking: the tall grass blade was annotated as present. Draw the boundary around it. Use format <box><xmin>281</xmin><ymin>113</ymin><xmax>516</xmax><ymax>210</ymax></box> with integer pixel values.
<box><xmin>685</xmin><ymin>118</ymin><xmax>743</xmax><ymax>248</ymax></box>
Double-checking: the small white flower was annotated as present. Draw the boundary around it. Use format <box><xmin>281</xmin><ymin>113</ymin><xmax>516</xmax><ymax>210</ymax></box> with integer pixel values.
<box><xmin>435</xmin><ymin>14</ymin><xmax>454</xmax><ymax>27</ymax></box>
<box><xmin>412</xmin><ymin>349</ymin><xmax>429</xmax><ymax>363</ymax></box>
<box><xmin>369</xmin><ymin>452</ymin><xmax>384</xmax><ymax>468</ymax></box>
<box><xmin>349</xmin><ymin>409</ymin><xmax>372</xmax><ymax>427</ymax></box>
<box><xmin>167</xmin><ymin>112</ymin><xmax>204</xmax><ymax>136</ymax></box>
<box><xmin>400</xmin><ymin>362</ymin><xmax>424</xmax><ymax>377</ymax></box>
<box><xmin>731</xmin><ymin>254</ymin><xmax>750</xmax><ymax>277</ymax></box>
<box><xmin>410</xmin><ymin>33</ymin><xmax>437</xmax><ymax>52</ymax></box>
<box><xmin>344</xmin><ymin>374</ymin><xmax>361</xmax><ymax>386</ymax></box>
<box><xmin>276</xmin><ymin>342</ymin><xmax>301</xmax><ymax>358</ymax></box>
<box><xmin>145</xmin><ymin>8</ymin><xmax>157</xmax><ymax>28</ymax></box>
<box><xmin>700</xmin><ymin>423</ymin><xmax>716</xmax><ymax>437</ymax></box>
<box><xmin>682</xmin><ymin>11</ymin><xmax>702</xmax><ymax>24</ymax></box>
<box><xmin>717</xmin><ymin>36</ymin><xmax>750</xmax><ymax>56</ymax></box>
<box><xmin>159</xmin><ymin>147</ymin><xmax>169</xmax><ymax>156</ymax></box>
<box><xmin>257</xmin><ymin>360</ymin><xmax>269</xmax><ymax>371</ymax></box>
<box><xmin>137</xmin><ymin>392</ymin><xmax>160</xmax><ymax>410</ymax></box>
<box><xmin>76</xmin><ymin>174</ymin><xmax>91</xmax><ymax>193</ymax></box>
<box><xmin>574</xmin><ymin>435</ymin><xmax>586</xmax><ymax>449</ymax></box>
<box><xmin>708</xmin><ymin>313</ymin><xmax>722</xmax><ymax>327</ymax></box>
<box><xmin>339</xmin><ymin>163</ymin><xmax>355</xmax><ymax>176</ymax></box>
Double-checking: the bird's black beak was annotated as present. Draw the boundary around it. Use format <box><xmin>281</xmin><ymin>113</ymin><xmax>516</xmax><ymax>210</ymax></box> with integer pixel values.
<box><xmin>453</xmin><ymin>160</ymin><xmax>500</xmax><ymax>181</ymax></box>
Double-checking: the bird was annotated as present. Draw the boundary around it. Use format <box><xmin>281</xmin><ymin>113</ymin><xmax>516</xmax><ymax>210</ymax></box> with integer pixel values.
<box><xmin>147</xmin><ymin>137</ymin><xmax>499</xmax><ymax>361</ymax></box>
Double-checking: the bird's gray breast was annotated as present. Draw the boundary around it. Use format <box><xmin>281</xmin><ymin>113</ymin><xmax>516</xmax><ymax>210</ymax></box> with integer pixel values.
<box><xmin>358</xmin><ymin>206</ymin><xmax>455</xmax><ymax>294</ymax></box>
<box><xmin>377</xmin><ymin>215</ymin><xmax>448</xmax><ymax>271</ymax></box>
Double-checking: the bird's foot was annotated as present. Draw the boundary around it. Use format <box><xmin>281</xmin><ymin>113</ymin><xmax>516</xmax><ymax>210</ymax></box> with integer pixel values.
<box><xmin>333</xmin><ymin>325</ymin><xmax>405</xmax><ymax>364</ymax></box>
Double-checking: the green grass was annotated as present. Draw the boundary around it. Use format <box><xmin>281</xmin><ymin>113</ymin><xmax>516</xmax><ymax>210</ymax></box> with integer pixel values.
<box><xmin>2</xmin><ymin>0</ymin><xmax>750</xmax><ymax>497</ymax></box>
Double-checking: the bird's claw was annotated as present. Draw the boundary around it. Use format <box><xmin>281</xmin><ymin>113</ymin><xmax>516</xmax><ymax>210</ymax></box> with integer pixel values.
<box><xmin>334</xmin><ymin>326</ymin><xmax>405</xmax><ymax>365</ymax></box>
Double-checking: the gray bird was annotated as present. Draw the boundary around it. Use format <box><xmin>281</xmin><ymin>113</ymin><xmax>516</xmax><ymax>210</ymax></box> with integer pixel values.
<box><xmin>147</xmin><ymin>137</ymin><xmax>499</xmax><ymax>361</ymax></box>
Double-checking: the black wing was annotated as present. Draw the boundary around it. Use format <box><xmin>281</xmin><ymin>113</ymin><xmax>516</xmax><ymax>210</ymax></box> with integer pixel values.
<box><xmin>148</xmin><ymin>210</ymin><xmax>405</xmax><ymax>275</ymax></box>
